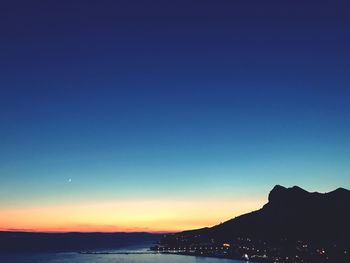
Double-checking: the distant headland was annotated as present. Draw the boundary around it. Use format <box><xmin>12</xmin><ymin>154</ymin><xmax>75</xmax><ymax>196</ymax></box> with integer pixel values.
<box><xmin>153</xmin><ymin>185</ymin><xmax>350</xmax><ymax>262</ymax></box>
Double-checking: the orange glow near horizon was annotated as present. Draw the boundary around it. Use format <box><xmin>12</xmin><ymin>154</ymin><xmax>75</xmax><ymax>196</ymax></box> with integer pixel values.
<box><xmin>0</xmin><ymin>198</ymin><xmax>264</xmax><ymax>233</ymax></box>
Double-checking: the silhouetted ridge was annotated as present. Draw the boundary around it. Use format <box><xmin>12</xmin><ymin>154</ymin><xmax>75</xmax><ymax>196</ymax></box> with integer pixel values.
<box><xmin>268</xmin><ymin>185</ymin><xmax>309</xmax><ymax>202</ymax></box>
<box><xmin>266</xmin><ymin>185</ymin><xmax>314</xmax><ymax>211</ymax></box>
<box><xmin>328</xmin><ymin>187</ymin><xmax>349</xmax><ymax>196</ymax></box>
<box><xmin>159</xmin><ymin>185</ymin><xmax>350</xmax><ymax>262</ymax></box>
<box><xmin>178</xmin><ymin>185</ymin><xmax>350</xmax><ymax>242</ymax></box>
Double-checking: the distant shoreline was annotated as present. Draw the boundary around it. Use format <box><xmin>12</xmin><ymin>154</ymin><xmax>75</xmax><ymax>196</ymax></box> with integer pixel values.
<box><xmin>0</xmin><ymin>232</ymin><xmax>161</xmax><ymax>252</ymax></box>
<box><xmin>162</xmin><ymin>251</ymin><xmax>252</xmax><ymax>262</ymax></box>
<box><xmin>78</xmin><ymin>250</ymin><xmax>249</xmax><ymax>262</ymax></box>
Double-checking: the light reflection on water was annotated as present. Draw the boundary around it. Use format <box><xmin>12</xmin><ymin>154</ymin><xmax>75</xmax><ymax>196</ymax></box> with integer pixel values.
<box><xmin>0</xmin><ymin>250</ymin><xmax>245</xmax><ymax>263</ymax></box>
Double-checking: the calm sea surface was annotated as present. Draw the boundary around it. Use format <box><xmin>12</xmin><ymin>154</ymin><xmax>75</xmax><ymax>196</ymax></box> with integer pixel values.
<box><xmin>0</xmin><ymin>245</ymin><xmax>245</xmax><ymax>263</ymax></box>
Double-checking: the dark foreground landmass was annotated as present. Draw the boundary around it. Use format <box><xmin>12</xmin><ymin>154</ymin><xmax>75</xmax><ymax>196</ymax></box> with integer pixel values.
<box><xmin>153</xmin><ymin>185</ymin><xmax>350</xmax><ymax>262</ymax></box>
<box><xmin>1</xmin><ymin>185</ymin><xmax>349</xmax><ymax>262</ymax></box>
<box><xmin>0</xmin><ymin>232</ymin><xmax>160</xmax><ymax>252</ymax></box>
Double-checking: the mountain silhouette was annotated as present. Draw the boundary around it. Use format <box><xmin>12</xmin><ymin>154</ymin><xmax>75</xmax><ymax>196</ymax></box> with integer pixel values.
<box><xmin>181</xmin><ymin>185</ymin><xmax>350</xmax><ymax>242</ymax></box>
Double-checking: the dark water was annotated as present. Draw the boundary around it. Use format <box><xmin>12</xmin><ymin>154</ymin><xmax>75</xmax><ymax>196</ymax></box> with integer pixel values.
<box><xmin>0</xmin><ymin>246</ymin><xmax>244</xmax><ymax>263</ymax></box>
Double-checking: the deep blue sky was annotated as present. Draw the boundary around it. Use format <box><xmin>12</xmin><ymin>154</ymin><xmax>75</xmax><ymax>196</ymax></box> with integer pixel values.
<box><xmin>1</xmin><ymin>1</ymin><xmax>350</xmax><ymax>209</ymax></box>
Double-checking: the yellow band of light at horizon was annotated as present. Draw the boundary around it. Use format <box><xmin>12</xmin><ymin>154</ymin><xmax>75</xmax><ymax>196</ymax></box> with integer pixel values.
<box><xmin>0</xmin><ymin>198</ymin><xmax>264</xmax><ymax>232</ymax></box>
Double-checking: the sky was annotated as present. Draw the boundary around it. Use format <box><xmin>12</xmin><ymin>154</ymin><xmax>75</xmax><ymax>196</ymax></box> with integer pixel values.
<box><xmin>0</xmin><ymin>0</ymin><xmax>350</xmax><ymax>232</ymax></box>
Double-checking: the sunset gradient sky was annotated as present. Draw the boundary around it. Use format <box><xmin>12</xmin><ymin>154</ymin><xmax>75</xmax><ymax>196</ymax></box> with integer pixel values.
<box><xmin>1</xmin><ymin>1</ymin><xmax>349</xmax><ymax>232</ymax></box>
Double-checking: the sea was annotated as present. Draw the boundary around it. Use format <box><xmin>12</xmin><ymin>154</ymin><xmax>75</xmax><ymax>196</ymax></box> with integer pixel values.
<box><xmin>0</xmin><ymin>244</ymin><xmax>245</xmax><ymax>263</ymax></box>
